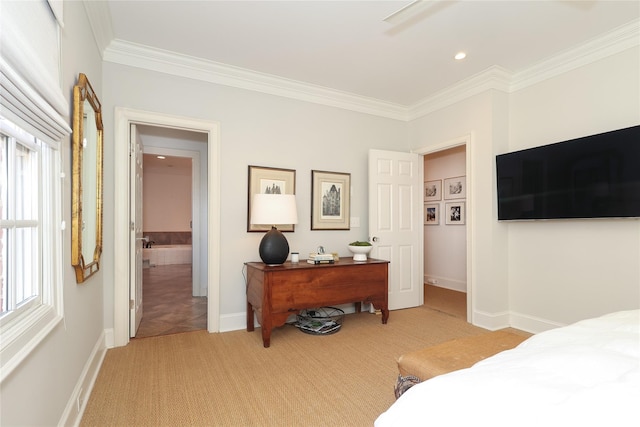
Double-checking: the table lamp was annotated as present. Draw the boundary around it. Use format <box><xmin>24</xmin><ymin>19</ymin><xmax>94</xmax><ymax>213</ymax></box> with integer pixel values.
<box><xmin>250</xmin><ymin>194</ymin><xmax>298</xmax><ymax>265</ymax></box>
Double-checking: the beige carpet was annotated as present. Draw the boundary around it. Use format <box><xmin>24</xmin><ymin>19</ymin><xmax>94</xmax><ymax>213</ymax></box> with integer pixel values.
<box><xmin>81</xmin><ymin>306</ymin><xmax>491</xmax><ymax>426</ymax></box>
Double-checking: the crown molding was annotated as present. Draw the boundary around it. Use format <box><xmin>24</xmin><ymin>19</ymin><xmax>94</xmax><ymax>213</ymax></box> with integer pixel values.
<box><xmin>407</xmin><ymin>19</ymin><xmax>639</xmax><ymax>120</ymax></box>
<box><xmin>96</xmin><ymin>15</ymin><xmax>638</xmax><ymax>122</ymax></box>
<box><xmin>407</xmin><ymin>66</ymin><xmax>513</xmax><ymax>121</ymax></box>
<box><xmin>511</xmin><ymin>19</ymin><xmax>640</xmax><ymax>92</ymax></box>
<box><xmin>83</xmin><ymin>0</ymin><xmax>113</xmax><ymax>56</ymax></box>
<box><xmin>103</xmin><ymin>39</ymin><xmax>410</xmax><ymax>121</ymax></box>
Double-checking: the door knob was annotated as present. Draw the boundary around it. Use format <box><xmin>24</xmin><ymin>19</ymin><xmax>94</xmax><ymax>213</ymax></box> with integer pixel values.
<box><xmin>372</xmin><ymin>237</ymin><xmax>379</xmax><ymax>242</ymax></box>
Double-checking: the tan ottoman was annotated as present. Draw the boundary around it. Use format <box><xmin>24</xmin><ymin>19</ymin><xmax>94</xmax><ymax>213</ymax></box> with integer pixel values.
<box><xmin>395</xmin><ymin>330</ymin><xmax>528</xmax><ymax>398</ymax></box>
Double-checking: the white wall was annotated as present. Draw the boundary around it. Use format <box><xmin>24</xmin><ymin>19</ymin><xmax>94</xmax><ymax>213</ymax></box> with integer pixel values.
<box><xmin>101</xmin><ymin>62</ymin><xmax>408</xmax><ymax>329</ymax></box>
<box><xmin>410</xmin><ymin>47</ymin><xmax>640</xmax><ymax>332</ymax></box>
<box><xmin>424</xmin><ymin>146</ymin><xmax>467</xmax><ymax>292</ymax></box>
<box><xmin>0</xmin><ymin>2</ymin><xmax>106</xmax><ymax>426</ymax></box>
<box><xmin>410</xmin><ymin>90</ymin><xmax>511</xmax><ymax>329</ymax></box>
<box><xmin>506</xmin><ymin>47</ymin><xmax>640</xmax><ymax>330</ymax></box>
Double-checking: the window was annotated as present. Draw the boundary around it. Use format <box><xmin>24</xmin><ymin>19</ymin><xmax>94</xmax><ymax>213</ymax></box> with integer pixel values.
<box><xmin>0</xmin><ymin>117</ymin><xmax>62</xmax><ymax>381</ymax></box>
<box><xmin>1</xmin><ymin>0</ymin><xmax>69</xmax><ymax>382</ymax></box>
<box><xmin>1</xmin><ymin>122</ymin><xmax>40</xmax><ymax>317</ymax></box>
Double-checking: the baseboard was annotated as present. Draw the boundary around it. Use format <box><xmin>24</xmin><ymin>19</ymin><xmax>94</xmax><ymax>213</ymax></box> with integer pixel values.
<box><xmin>224</xmin><ymin>304</ymin><xmax>565</xmax><ymax>336</ymax></box>
<box><xmin>509</xmin><ymin>311</ymin><xmax>566</xmax><ymax>334</ymax></box>
<box><xmin>471</xmin><ymin>309</ymin><xmax>511</xmax><ymax>331</ymax></box>
<box><xmin>104</xmin><ymin>328</ymin><xmax>114</xmax><ymax>348</ymax></box>
<box><xmin>58</xmin><ymin>331</ymin><xmax>108</xmax><ymax>427</ymax></box>
<box><xmin>471</xmin><ymin>309</ymin><xmax>565</xmax><ymax>334</ymax></box>
<box><xmin>219</xmin><ymin>311</ymin><xmax>249</xmax><ymax>332</ymax></box>
<box><xmin>424</xmin><ymin>275</ymin><xmax>466</xmax><ymax>292</ymax></box>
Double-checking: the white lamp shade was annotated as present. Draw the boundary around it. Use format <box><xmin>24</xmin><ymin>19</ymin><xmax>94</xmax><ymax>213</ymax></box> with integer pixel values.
<box><xmin>250</xmin><ymin>194</ymin><xmax>298</xmax><ymax>225</ymax></box>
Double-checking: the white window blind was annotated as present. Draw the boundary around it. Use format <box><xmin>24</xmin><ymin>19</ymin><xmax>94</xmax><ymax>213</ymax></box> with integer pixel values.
<box><xmin>0</xmin><ymin>0</ymin><xmax>70</xmax><ymax>142</ymax></box>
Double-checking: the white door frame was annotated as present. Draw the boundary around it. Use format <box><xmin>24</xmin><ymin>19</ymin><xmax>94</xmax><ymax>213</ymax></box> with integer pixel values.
<box><xmin>414</xmin><ymin>133</ymin><xmax>473</xmax><ymax>322</ymax></box>
<box><xmin>114</xmin><ymin>107</ymin><xmax>220</xmax><ymax>347</ymax></box>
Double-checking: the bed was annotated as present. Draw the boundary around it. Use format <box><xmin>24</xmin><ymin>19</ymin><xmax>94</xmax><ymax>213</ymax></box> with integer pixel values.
<box><xmin>375</xmin><ymin>309</ymin><xmax>640</xmax><ymax>427</ymax></box>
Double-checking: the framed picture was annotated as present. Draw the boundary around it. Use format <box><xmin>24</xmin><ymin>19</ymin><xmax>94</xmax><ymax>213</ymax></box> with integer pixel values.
<box><xmin>443</xmin><ymin>176</ymin><xmax>466</xmax><ymax>200</ymax></box>
<box><xmin>445</xmin><ymin>201</ymin><xmax>465</xmax><ymax>225</ymax></box>
<box><xmin>424</xmin><ymin>203</ymin><xmax>439</xmax><ymax>225</ymax></box>
<box><xmin>424</xmin><ymin>180</ymin><xmax>441</xmax><ymax>202</ymax></box>
<box><xmin>247</xmin><ymin>165</ymin><xmax>296</xmax><ymax>232</ymax></box>
<box><xmin>311</xmin><ymin>170</ymin><xmax>350</xmax><ymax>230</ymax></box>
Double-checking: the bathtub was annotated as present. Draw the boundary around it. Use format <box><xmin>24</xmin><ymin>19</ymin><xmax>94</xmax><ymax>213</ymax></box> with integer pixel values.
<box><xmin>143</xmin><ymin>244</ymin><xmax>192</xmax><ymax>266</ymax></box>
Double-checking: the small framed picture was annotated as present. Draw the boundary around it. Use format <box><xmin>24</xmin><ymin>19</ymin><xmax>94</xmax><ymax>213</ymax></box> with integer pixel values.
<box><xmin>424</xmin><ymin>203</ymin><xmax>439</xmax><ymax>225</ymax></box>
<box><xmin>424</xmin><ymin>180</ymin><xmax>441</xmax><ymax>202</ymax></box>
<box><xmin>247</xmin><ymin>165</ymin><xmax>296</xmax><ymax>232</ymax></box>
<box><xmin>445</xmin><ymin>202</ymin><xmax>465</xmax><ymax>225</ymax></box>
<box><xmin>443</xmin><ymin>176</ymin><xmax>466</xmax><ymax>200</ymax></box>
<box><xmin>311</xmin><ymin>170</ymin><xmax>351</xmax><ymax>230</ymax></box>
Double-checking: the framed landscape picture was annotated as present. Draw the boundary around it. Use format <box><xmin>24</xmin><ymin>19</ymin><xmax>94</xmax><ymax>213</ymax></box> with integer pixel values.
<box><xmin>444</xmin><ymin>176</ymin><xmax>466</xmax><ymax>200</ymax></box>
<box><xmin>247</xmin><ymin>165</ymin><xmax>296</xmax><ymax>232</ymax></box>
<box><xmin>424</xmin><ymin>180</ymin><xmax>441</xmax><ymax>202</ymax></box>
<box><xmin>311</xmin><ymin>170</ymin><xmax>350</xmax><ymax>230</ymax></box>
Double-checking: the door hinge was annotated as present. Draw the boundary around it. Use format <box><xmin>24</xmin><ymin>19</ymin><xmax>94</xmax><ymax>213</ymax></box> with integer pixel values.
<box><xmin>129</xmin><ymin>299</ymin><xmax>134</xmax><ymax>309</ymax></box>
<box><xmin>130</xmin><ymin>221</ymin><xmax>135</xmax><ymax>231</ymax></box>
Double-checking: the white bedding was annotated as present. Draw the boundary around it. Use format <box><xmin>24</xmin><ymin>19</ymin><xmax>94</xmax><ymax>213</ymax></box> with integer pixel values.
<box><xmin>375</xmin><ymin>310</ymin><xmax>640</xmax><ymax>427</ymax></box>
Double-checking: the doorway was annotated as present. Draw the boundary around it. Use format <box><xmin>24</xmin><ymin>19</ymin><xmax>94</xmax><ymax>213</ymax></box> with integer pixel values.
<box><xmin>135</xmin><ymin>146</ymin><xmax>206</xmax><ymax>338</ymax></box>
<box><xmin>113</xmin><ymin>107</ymin><xmax>220</xmax><ymax>348</ymax></box>
<box><xmin>137</xmin><ymin>126</ymin><xmax>206</xmax><ymax>296</ymax></box>
<box><xmin>416</xmin><ymin>135</ymin><xmax>472</xmax><ymax>322</ymax></box>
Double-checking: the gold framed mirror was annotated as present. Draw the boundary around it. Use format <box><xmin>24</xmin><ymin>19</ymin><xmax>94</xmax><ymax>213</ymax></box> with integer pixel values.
<box><xmin>72</xmin><ymin>73</ymin><xmax>103</xmax><ymax>283</ymax></box>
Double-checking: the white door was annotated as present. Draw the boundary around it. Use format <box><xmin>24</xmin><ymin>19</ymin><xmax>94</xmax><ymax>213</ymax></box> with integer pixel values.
<box><xmin>130</xmin><ymin>124</ymin><xmax>144</xmax><ymax>337</ymax></box>
<box><xmin>369</xmin><ymin>149</ymin><xmax>423</xmax><ymax>310</ymax></box>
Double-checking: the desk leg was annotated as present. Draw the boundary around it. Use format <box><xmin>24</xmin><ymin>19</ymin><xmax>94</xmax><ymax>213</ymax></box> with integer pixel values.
<box><xmin>381</xmin><ymin>308</ymin><xmax>389</xmax><ymax>324</ymax></box>
<box><xmin>247</xmin><ymin>301</ymin><xmax>254</xmax><ymax>332</ymax></box>
<box><xmin>371</xmin><ymin>300</ymin><xmax>389</xmax><ymax>324</ymax></box>
<box><xmin>247</xmin><ymin>300</ymin><xmax>271</xmax><ymax>347</ymax></box>
<box><xmin>261</xmin><ymin>314</ymin><xmax>272</xmax><ymax>348</ymax></box>
<box><xmin>261</xmin><ymin>327</ymin><xmax>271</xmax><ymax>348</ymax></box>
<box><xmin>354</xmin><ymin>302</ymin><xmax>361</xmax><ymax>313</ymax></box>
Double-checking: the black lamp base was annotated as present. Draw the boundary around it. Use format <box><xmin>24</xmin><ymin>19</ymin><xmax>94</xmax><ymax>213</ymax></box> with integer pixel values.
<box><xmin>259</xmin><ymin>226</ymin><xmax>290</xmax><ymax>265</ymax></box>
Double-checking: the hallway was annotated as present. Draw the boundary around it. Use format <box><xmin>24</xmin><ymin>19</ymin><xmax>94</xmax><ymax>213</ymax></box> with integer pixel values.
<box><xmin>135</xmin><ymin>264</ymin><xmax>207</xmax><ymax>338</ymax></box>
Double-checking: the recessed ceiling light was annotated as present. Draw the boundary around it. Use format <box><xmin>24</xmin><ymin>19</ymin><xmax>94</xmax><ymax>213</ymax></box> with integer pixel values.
<box><xmin>455</xmin><ymin>52</ymin><xmax>467</xmax><ymax>60</ymax></box>
<box><xmin>157</xmin><ymin>155</ymin><xmax>166</xmax><ymax>159</ymax></box>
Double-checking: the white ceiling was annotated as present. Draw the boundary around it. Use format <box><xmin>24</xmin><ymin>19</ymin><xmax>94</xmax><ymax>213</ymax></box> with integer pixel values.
<box><xmin>103</xmin><ymin>0</ymin><xmax>639</xmax><ymax>108</ymax></box>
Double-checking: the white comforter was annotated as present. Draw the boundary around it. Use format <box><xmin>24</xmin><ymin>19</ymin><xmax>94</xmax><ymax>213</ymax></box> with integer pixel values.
<box><xmin>375</xmin><ymin>310</ymin><xmax>640</xmax><ymax>427</ymax></box>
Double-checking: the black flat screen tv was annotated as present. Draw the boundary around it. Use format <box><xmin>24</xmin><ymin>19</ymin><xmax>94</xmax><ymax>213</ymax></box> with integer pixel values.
<box><xmin>496</xmin><ymin>125</ymin><xmax>640</xmax><ymax>220</ymax></box>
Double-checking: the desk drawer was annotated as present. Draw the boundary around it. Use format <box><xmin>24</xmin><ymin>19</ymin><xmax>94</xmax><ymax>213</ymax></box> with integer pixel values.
<box><xmin>269</xmin><ymin>264</ymin><xmax>386</xmax><ymax>311</ymax></box>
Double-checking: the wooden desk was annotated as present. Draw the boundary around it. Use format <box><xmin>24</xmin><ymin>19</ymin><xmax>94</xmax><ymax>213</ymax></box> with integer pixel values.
<box><xmin>245</xmin><ymin>258</ymin><xmax>389</xmax><ymax>347</ymax></box>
